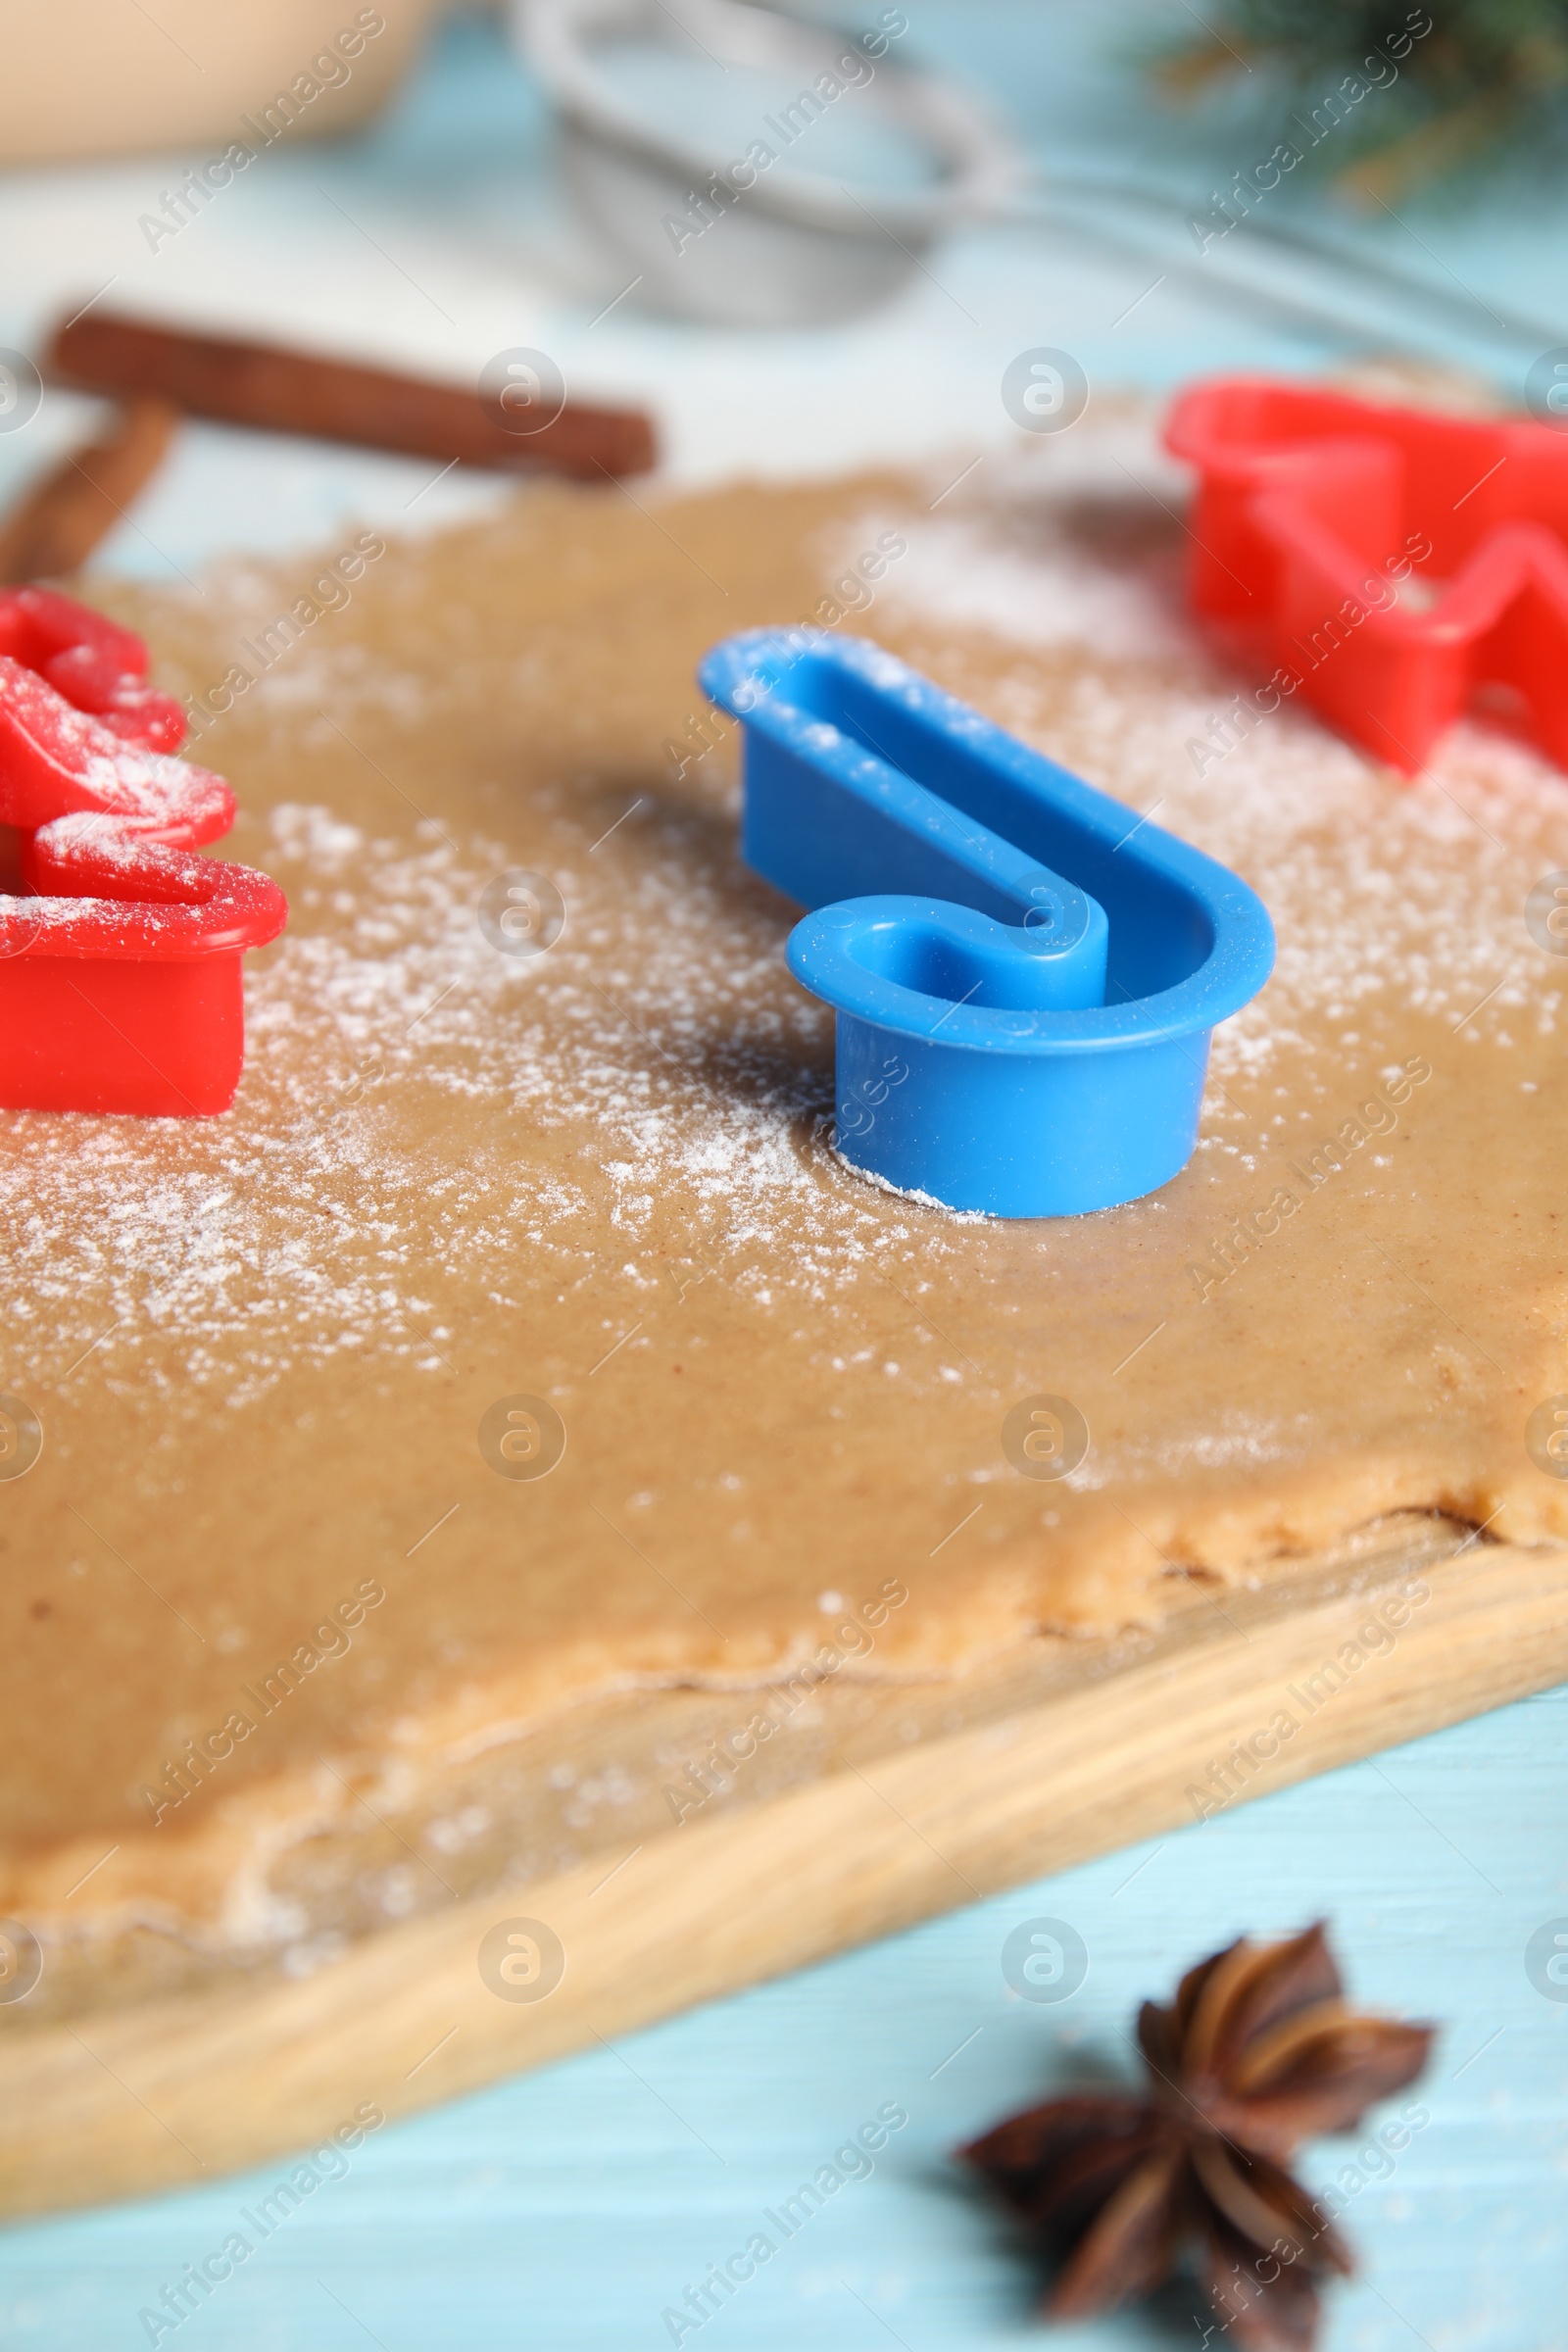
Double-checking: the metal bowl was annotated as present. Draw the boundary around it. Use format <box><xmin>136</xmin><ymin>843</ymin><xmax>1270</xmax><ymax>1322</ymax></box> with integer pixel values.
<box><xmin>514</xmin><ymin>0</ymin><xmax>1016</xmax><ymax>326</ymax></box>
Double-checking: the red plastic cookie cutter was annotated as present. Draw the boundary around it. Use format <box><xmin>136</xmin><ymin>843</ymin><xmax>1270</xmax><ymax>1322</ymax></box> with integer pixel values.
<box><xmin>1163</xmin><ymin>377</ymin><xmax>1568</xmax><ymax>774</ymax></box>
<box><xmin>0</xmin><ymin>588</ymin><xmax>288</xmax><ymax>1115</ymax></box>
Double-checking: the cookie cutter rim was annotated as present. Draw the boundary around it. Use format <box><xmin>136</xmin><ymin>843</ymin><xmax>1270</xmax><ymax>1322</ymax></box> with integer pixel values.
<box><xmin>701</xmin><ymin>628</ymin><xmax>1274</xmax><ymax>1055</ymax></box>
<box><xmin>699</xmin><ymin>628</ymin><xmax>1275</xmax><ymax>1216</ymax></box>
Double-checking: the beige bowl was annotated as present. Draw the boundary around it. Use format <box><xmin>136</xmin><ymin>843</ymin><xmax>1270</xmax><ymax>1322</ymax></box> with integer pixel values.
<box><xmin>0</xmin><ymin>0</ymin><xmax>451</xmax><ymax>169</ymax></box>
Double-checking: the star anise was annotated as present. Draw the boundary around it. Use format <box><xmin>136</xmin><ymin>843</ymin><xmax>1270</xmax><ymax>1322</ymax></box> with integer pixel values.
<box><xmin>960</xmin><ymin>1923</ymin><xmax>1433</xmax><ymax>2352</ymax></box>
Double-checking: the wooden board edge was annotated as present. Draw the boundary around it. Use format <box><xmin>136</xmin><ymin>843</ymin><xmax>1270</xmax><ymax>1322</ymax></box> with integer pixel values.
<box><xmin>4</xmin><ymin>1536</ymin><xmax>1564</xmax><ymax>2219</ymax></box>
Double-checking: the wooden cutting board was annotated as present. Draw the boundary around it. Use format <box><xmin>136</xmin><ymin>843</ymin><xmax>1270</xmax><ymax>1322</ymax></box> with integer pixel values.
<box><xmin>5</xmin><ymin>1511</ymin><xmax>1563</xmax><ymax>2220</ymax></box>
<box><xmin>7</xmin><ymin>450</ymin><xmax>1567</xmax><ymax>2224</ymax></box>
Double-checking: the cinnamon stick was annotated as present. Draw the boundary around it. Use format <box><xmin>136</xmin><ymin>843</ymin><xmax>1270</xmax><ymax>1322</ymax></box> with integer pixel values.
<box><xmin>0</xmin><ymin>397</ymin><xmax>178</xmax><ymax>584</ymax></box>
<box><xmin>48</xmin><ymin>311</ymin><xmax>657</xmax><ymax>481</ymax></box>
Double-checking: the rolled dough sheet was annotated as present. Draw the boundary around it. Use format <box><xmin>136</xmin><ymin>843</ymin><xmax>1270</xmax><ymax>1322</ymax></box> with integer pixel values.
<box><xmin>3</xmin><ymin>417</ymin><xmax>1565</xmax><ymax>1997</ymax></box>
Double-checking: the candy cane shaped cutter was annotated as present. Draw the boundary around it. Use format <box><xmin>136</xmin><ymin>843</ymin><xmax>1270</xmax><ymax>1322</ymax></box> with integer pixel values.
<box><xmin>700</xmin><ymin>631</ymin><xmax>1274</xmax><ymax>1217</ymax></box>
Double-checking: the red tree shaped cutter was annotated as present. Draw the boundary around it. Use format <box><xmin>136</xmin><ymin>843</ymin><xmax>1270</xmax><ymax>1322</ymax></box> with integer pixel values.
<box><xmin>1165</xmin><ymin>377</ymin><xmax>1568</xmax><ymax>774</ymax></box>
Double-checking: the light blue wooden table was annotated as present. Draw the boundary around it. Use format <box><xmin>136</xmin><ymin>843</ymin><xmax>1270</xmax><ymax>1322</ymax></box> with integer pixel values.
<box><xmin>2</xmin><ymin>9</ymin><xmax>1565</xmax><ymax>2346</ymax></box>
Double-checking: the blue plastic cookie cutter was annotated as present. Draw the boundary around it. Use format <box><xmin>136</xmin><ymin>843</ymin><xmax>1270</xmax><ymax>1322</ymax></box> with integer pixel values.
<box><xmin>698</xmin><ymin>629</ymin><xmax>1275</xmax><ymax>1217</ymax></box>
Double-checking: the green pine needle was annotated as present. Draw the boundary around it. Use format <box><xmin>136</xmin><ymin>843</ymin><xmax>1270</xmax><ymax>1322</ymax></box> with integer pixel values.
<box><xmin>1145</xmin><ymin>1</ymin><xmax>1568</xmax><ymax>201</ymax></box>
